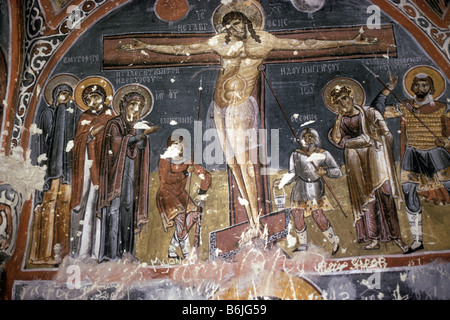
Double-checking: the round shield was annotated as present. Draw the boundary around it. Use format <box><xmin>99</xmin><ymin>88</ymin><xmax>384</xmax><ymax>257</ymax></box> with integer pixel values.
<box><xmin>112</xmin><ymin>84</ymin><xmax>154</xmax><ymax>119</ymax></box>
<box><xmin>322</xmin><ymin>77</ymin><xmax>366</xmax><ymax>114</ymax></box>
<box><xmin>74</xmin><ymin>76</ymin><xmax>114</xmax><ymax>111</ymax></box>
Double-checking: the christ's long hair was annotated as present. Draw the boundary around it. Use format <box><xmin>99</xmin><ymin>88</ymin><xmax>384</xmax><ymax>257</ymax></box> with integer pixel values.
<box><xmin>222</xmin><ymin>11</ymin><xmax>261</xmax><ymax>44</ymax></box>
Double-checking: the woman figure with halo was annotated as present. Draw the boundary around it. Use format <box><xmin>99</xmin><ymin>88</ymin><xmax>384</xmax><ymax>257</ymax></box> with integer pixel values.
<box><xmin>70</xmin><ymin>76</ymin><xmax>116</xmax><ymax>260</ymax></box>
<box><xmin>30</xmin><ymin>74</ymin><xmax>81</xmax><ymax>265</ymax></box>
<box><xmin>97</xmin><ymin>84</ymin><xmax>159</xmax><ymax>262</ymax></box>
<box><xmin>326</xmin><ymin>77</ymin><xmax>407</xmax><ymax>253</ymax></box>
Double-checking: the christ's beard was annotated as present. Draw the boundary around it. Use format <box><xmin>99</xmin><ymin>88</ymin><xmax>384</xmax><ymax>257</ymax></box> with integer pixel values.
<box><xmin>228</xmin><ymin>29</ymin><xmax>247</xmax><ymax>41</ymax></box>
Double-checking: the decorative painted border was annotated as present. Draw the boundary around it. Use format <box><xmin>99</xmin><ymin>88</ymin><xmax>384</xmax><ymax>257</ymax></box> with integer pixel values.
<box><xmin>1</xmin><ymin>0</ymin><xmax>130</xmax><ymax>300</ymax></box>
<box><xmin>10</xmin><ymin>0</ymin><xmax>110</xmax><ymax>150</ymax></box>
<box><xmin>387</xmin><ymin>0</ymin><xmax>449</xmax><ymax>62</ymax></box>
<box><xmin>39</xmin><ymin>0</ymin><xmax>86</xmax><ymax>30</ymax></box>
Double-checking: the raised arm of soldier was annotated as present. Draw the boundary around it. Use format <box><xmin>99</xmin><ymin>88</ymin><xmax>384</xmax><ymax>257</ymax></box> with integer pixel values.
<box><xmin>371</xmin><ymin>72</ymin><xmax>400</xmax><ymax>117</ymax></box>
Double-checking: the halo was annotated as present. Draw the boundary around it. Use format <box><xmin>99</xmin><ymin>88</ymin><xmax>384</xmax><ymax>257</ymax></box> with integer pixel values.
<box><xmin>403</xmin><ymin>65</ymin><xmax>446</xmax><ymax>99</ymax></box>
<box><xmin>322</xmin><ymin>77</ymin><xmax>366</xmax><ymax>114</ymax></box>
<box><xmin>212</xmin><ymin>0</ymin><xmax>265</xmax><ymax>33</ymax></box>
<box><xmin>44</xmin><ymin>74</ymin><xmax>79</xmax><ymax>105</ymax></box>
<box><xmin>74</xmin><ymin>76</ymin><xmax>114</xmax><ymax>111</ymax></box>
<box><xmin>112</xmin><ymin>84</ymin><xmax>154</xmax><ymax>119</ymax></box>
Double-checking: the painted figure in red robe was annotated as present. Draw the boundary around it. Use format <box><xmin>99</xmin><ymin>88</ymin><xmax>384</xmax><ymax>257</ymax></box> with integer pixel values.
<box><xmin>156</xmin><ymin>134</ymin><xmax>212</xmax><ymax>259</ymax></box>
<box><xmin>69</xmin><ymin>77</ymin><xmax>115</xmax><ymax>260</ymax></box>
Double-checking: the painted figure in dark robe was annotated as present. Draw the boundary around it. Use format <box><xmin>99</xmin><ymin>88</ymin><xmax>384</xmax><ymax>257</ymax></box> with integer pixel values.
<box><xmin>30</xmin><ymin>75</ymin><xmax>81</xmax><ymax>265</ymax></box>
<box><xmin>276</xmin><ymin>128</ymin><xmax>342</xmax><ymax>255</ymax></box>
<box><xmin>326</xmin><ymin>78</ymin><xmax>407</xmax><ymax>253</ymax></box>
<box><xmin>97</xmin><ymin>87</ymin><xmax>158</xmax><ymax>262</ymax></box>
<box><xmin>373</xmin><ymin>67</ymin><xmax>450</xmax><ymax>254</ymax></box>
<box><xmin>69</xmin><ymin>77</ymin><xmax>115</xmax><ymax>260</ymax></box>
<box><xmin>156</xmin><ymin>134</ymin><xmax>212</xmax><ymax>259</ymax></box>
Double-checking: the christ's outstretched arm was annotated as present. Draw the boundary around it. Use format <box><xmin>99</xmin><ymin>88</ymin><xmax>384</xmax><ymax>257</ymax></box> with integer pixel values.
<box><xmin>121</xmin><ymin>38</ymin><xmax>216</xmax><ymax>56</ymax></box>
<box><xmin>272</xmin><ymin>29</ymin><xmax>377</xmax><ymax>51</ymax></box>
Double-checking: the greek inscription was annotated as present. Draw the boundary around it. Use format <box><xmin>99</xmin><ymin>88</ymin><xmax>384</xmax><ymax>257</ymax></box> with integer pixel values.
<box><xmin>298</xmin><ymin>81</ymin><xmax>314</xmax><ymax>95</ymax></box>
<box><xmin>115</xmin><ymin>76</ymin><xmax>161</xmax><ymax>85</ymax></box>
<box><xmin>267</xmin><ymin>3</ymin><xmax>282</xmax><ymax>16</ymax></box>
<box><xmin>159</xmin><ymin>116</ymin><xmax>194</xmax><ymax>125</ymax></box>
<box><xmin>153</xmin><ymin>89</ymin><xmax>180</xmax><ymax>101</ymax></box>
<box><xmin>114</xmin><ymin>68</ymin><xmax>180</xmax><ymax>78</ymax></box>
<box><xmin>291</xmin><ymin>113</ymin><xmax>318</xmax><ymax>123</ymax></box>
<box><xmin>195</xmin><ymin>9</ymin><xmax>206</xmax><ymax>20</ymax></box>
<box><xmin>267</xmin><ymin>18</ymin><xmax>289</xmax><ymax>28</ymax></box>
<box><xmin>149</xmin><ymin>257</ymin><xmax>182</xmax><ymax>273</ymax></box>
<box><xmin>155</xmin><ymin>90</ymin><xmax>165</xmax><ymax>100</ymax></box>
<box><xmin>63</xmin><ymin>55</ymin><xmax>100</xmax><ymax>64</ymax></box>
<box><xmin>363</xmin><ymin>57</ymin><xmax>430</xmax><ymax>73</ymax></box>
<box><xmin>113</xmin><ymin>68</ymin><xmax>180</xmax><ymax>86</ymax></box>
<box><xmin>280</xmin><ymin>63</ymin><xmax>340</xmax><ymax>76</ymax></box>
<box><xmin>176</xmin><ymin>23</ymin><xmax>210</xmax><ymax>32</ymax></box>
<box><xmin>168</xmin><ymin>89</ymin><xmax>179</xmax><ymax>99</ymax></box>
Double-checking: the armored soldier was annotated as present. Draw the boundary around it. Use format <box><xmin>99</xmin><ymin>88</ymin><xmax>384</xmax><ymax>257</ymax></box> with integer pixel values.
<box><xmin>374</xmin><ymin>67</ymin><xmax>450</xmax><ymax>254</ymax></box>
<box><xmin>277</xmin><ymin>128</ymin><xmax>342</xmax><ymax>255</ymax></box>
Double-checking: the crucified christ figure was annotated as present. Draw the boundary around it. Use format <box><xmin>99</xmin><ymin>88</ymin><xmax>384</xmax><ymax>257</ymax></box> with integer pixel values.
<box><xmin>121</xmin><ymin>10</ymin><xmax>376</xmax><ymax>239</ymax></box>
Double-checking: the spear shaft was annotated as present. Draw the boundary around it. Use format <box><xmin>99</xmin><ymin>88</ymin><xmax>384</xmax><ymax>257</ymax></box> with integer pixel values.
<box><xmin>186</xmin><ymin>76</ymin><xmax>203</xmax><ymax>249</ymax></box>
<box><xmin>260</xmin><ymin>68</ymin><xmax>348</xmax><ymax>218</ymax></box>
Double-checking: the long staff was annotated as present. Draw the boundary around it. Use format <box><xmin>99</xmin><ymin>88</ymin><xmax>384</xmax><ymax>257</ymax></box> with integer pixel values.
<box><xmin>260</xmin><ymin>67</ymin><xmax>348</xmax><ymax>218</ymax></box>
<box><xmin>186</xmin><ymin>76</ymin><xmax>203</xmax><ymax>249</ymax></box>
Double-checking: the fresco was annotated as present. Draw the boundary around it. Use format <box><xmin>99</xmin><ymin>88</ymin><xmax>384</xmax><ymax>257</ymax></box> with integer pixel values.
<box><xmin>0</xmin><ymin>0</ymin><xmax>449</xmax><ymax>302</ymax></box>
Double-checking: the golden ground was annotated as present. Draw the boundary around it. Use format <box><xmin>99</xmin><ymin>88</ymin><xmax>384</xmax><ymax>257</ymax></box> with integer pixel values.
<box><xmin>136</xmin><ymin>169</ymin><xmax>231</xmax><ymax>263</ymax></box>
<box><xmin>23</xmin><ymin>166</ymin><xmax>450</xmax><ymax>269</ymax></box>
<box><xmin>136</xmin><ymin>166</ymin><xmax>450</xmax><ymax>264</ymax></box>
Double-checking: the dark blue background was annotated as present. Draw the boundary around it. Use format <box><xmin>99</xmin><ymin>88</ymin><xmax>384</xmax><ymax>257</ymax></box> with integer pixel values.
<box><xmin>30</xmin><ymin>0</ymin><xmax>449</xmax><ymax>172</ymax></box>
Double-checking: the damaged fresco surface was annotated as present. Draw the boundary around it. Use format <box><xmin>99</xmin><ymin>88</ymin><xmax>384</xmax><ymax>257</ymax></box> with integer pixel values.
<box><xmin>0</xmin><ymin>0</ymin><xmax>450</xmax><ymax>301</ymax></box>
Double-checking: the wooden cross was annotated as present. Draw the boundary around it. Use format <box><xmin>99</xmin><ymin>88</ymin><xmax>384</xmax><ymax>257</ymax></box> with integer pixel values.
<box><xmin>102</xmin><ymin>23</ymin><xmax>396</xmax><ymax>254</ymax></box>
